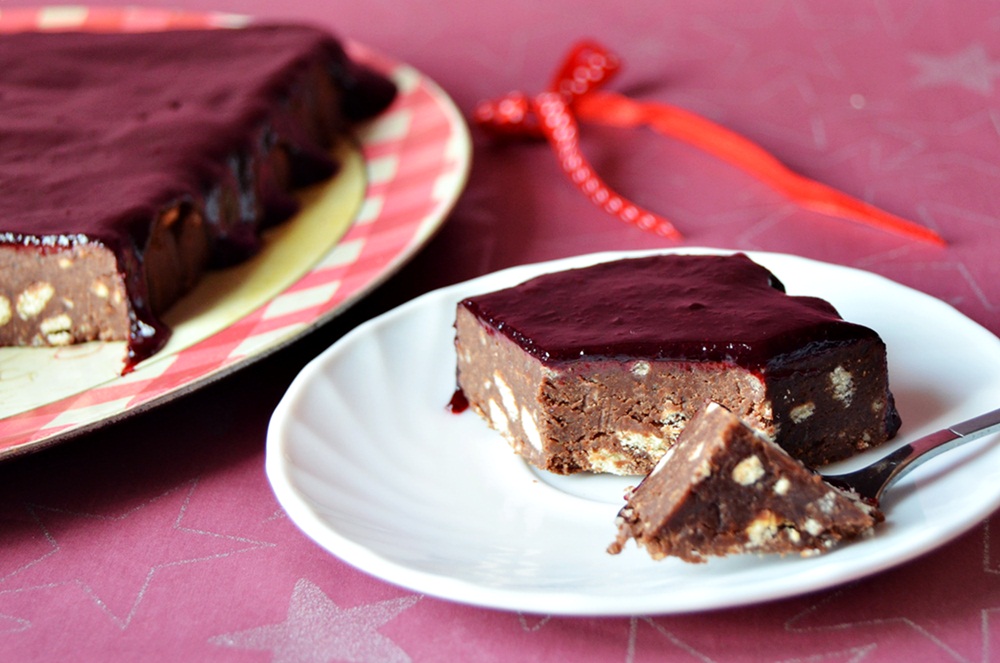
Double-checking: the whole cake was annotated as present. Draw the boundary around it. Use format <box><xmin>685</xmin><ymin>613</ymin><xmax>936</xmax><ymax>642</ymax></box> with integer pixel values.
<box><xmin>0</xmin><ymin>25</ymin><xmax>396</xmax><ymax>370</ymax></box>
<box><xmin>453</xmin><ymin>253</ymin><xmax>900</xmax><ymax>474</ymax></box>
<box><xmin>608</xmin><ymin>401</ymin><xmax>881</xmax><ymax>561</ymax></box>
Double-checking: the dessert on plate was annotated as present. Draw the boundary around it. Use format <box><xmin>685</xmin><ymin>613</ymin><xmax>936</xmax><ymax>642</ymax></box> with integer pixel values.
<box><xmin>453</xmin><ymin>253</ymin><xmax>900</xmax><ymax>475</ymax></box>
<box><xmin>0</xmin><ymin>24</ymin><xmax>396</xmax><ymax>370</ymax></box>
<box><xmin>607</xmin><ymin>401</ymin><xmax>882</xmax><ymax>561</ymax></box>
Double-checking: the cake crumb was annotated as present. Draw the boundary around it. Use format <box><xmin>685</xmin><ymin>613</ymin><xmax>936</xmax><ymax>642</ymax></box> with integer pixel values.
<box><xmin>790</xmin><ymin>402</ymin><xmax>815</xmax><ymax>423</ymax></box>
<box><xmin>732</xmin><ymin>455</ymin><xmax>765</xmax><ymax>485</ymax></box>
<box><xmin>830</xmin><ymin>366</ymin><xmax>855</xmax><ymax>406</ymax></box>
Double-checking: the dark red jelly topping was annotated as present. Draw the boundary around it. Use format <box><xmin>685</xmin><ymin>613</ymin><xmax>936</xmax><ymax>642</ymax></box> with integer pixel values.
<box><xmin>0</xmin><ymin>25</ymin><xmax>396</xmax><ymax>368</ymax></box>
<box><xmin>461</xmin><ymin>254</ymin><xmax>879</xmax><ymax>371</ymax></box>
<box><xmin>447</xmin><ymin>389</ymin><xmax>470</xmax><ymax>413</ymax></box>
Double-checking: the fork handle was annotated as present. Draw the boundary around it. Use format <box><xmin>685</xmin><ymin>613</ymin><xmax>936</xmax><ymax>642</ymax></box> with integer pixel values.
<box><xmin>881</xmin><ymin>407</ymin><xmax>1000</xmax><ymax>498</ymax></box>
<box><xmin>825</xmin><ymin>406</ymin><xmax>1000</xmax><ymax>503</ymax></box>
<box><xmin>950</xmin><ymin>407</ymin><xmax>1000</xmax><ymax>439</ymax></box>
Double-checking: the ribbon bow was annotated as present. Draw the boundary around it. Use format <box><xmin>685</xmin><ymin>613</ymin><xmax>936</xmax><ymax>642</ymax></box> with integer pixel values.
<box><xmin>473</xmin><ymin>41</ymin><xmax>945</xmax><ymax>246</ymax></box>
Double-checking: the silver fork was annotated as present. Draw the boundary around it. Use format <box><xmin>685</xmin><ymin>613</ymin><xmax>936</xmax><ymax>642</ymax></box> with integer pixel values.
<box><xmin>820</xmin><ymin>407</ymin><xmax>1000</xmax><ymax>505</ymax></box>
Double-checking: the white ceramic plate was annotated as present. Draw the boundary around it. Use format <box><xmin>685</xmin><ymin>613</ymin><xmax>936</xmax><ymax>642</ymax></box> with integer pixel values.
<box><xmin>266</xmin><ymin>248</ymin><xmax>1000</xmax><ymax>615</ymax></box>
<box><xmin>0</xmin><ymin>7</ymin><xmax>471</xmax><ymax>458</ymax></box>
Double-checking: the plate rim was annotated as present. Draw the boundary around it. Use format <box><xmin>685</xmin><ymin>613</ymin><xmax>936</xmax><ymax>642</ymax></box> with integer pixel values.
<box><xmin>0</xmin><ymin>7</ymin><xmax>472</xmax><ymax>459</ymax></box>
<box><xmin>267</xmin><ymin>247</ymin><xmax>1000</xmax><ymax>616</ymax></box>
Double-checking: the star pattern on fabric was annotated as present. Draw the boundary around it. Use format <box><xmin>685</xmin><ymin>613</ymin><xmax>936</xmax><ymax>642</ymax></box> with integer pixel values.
<box><xmin>0</xmin><ymin>479</ymin><xmax>273</xmax><ymax>630</ymax></box>
<box><xmin>516</xmin><ymin>612</ymin><xmax>717</xmax><ymax>662</ymax></box>
<box><xmin>0</xmin><ymin>501</ymin><xmax>60</xmax><ymax>635</ymax></box>
<box><xmin>0</xmin><ymin>612</ymin><xmax>30</xmax><ymax>636</ymax></box>
<box><xmin>626</xmin><ymin>617</ymin><xmax>721</xmax><ymax>663</ymax></box>
<box><xmin>691</xmin><ymin>1</ymin><xmax>859</xmax><ymax>106</ymax></box>
<box><xmin>209</xmin><ymin>578</ymin><xmax>420</xmax><ymax>663</ymax></box>
<box><xmin>517</xmin><ymin>613</ymin><xmax>552</xmax><ymax>632</ymax></box>
<box><xmin>0</xmin><ymin>500</ymin><xmax>59</xmax><ymax>586</ymax></box>
<box><xmin>910</xmin><ymin>43</ymin><xmax>1000</xmax><ymax>94</ymax></box>
<box><xmin>783</xmin><ymin>519</ymin><xmax>1000</xmax><ymax>662</ymax></box>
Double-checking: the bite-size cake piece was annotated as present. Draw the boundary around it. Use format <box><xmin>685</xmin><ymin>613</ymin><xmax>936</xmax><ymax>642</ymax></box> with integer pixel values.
<box><xmin>453</xmin><ymin>253</ymin><xmax>900</xmax><ymax>475</ymax></box>
<box><xmin>0</xmin><ymin>25</ymin><xmax>396</xmax><ymax>370</ymax></box>
<box><xmin>608</xmin><ymin>401</ymin><xmax>881</xmax><ymax>562</ymax></box>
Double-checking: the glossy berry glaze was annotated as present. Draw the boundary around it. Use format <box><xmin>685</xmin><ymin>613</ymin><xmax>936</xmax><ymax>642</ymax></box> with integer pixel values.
<box><xmin>460</xmin><ymin>253</ymin><xmax>881</xmax><ymax>371</ymax></box>
<box><xmin>0</xmin><ymin>25</ymin><xmax>396</xmax><ymax>367</ymax></box>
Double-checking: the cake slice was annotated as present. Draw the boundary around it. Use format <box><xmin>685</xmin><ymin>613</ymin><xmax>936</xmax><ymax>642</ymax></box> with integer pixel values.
<box><xmin>0</xmin><ymin>25</ymin><xmax>396</xmax><ymax>370</ymax></box>
<box><xmin>607</xmin><ymin>401</ymin><xmax>881</xmax><ymax>562</ymax></box>
<box><xmin>453</xmin><ymin>253</ymin><xmax>900</xmax><ymax>474</ymax></box>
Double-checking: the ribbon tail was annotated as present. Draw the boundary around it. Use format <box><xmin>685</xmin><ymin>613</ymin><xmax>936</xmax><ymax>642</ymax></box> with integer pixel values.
<box><xmin>776</xmin><ymin>174</ymin><xmax>946</xmax><ymax>247</ymax></box>
<box><xmin>575</xmin><ymin>91</ymin><xmax>946</xmax><ymax>246</ymax></box>
<box><xmin>534</xmin><ymin>92</ymin><xmax>682</xmax><ymax>239</ymax></box>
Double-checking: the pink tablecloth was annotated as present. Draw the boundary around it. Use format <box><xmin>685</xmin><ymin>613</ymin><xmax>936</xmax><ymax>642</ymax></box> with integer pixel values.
<box><xmin>4</xmin><ymin>2</ymin><xmax>1000</xmax><ymax>660</ymax></box>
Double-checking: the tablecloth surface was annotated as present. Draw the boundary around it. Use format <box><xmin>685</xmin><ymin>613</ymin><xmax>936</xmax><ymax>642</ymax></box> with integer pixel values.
<box><xmin>3</xmin><ymin>2</ymin><xmax>1000</xmax><ymax>661</ymax></box>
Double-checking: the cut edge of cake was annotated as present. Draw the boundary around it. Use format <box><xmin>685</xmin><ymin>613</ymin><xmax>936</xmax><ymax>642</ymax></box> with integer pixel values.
<box><xmin>607</xmin><ymin>401</ymin><xmax>883</xmax><ymax>563</ymax></box>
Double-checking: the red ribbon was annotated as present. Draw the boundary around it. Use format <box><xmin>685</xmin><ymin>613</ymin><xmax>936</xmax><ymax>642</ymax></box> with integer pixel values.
<box><xmin>474</xmin><ymin>41</ymin><xmax>946</xmax><ymax>246</ymax></box>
